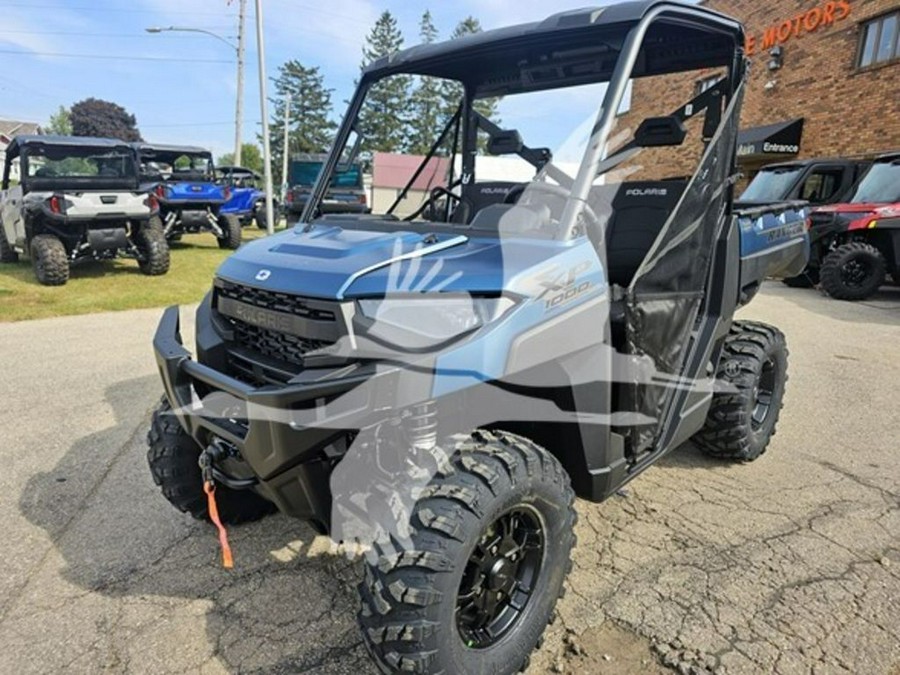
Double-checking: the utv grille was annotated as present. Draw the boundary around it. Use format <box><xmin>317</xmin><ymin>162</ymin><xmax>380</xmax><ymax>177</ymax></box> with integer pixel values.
<box><xmin>213</xmin><ymin>279</ymin><xmax>343</xmax><ymax>382</ymax></box>
<box><xmin>216</xmin><ymin>279</ymin><xmax>336</xmax><ymax>322</ymax></box>
<box><xmin>230</xmin><ymin>318</ymin><xmax>331</xmax><ymax>366</ymax></box>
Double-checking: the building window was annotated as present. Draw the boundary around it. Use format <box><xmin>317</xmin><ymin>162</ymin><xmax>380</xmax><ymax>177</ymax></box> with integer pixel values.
<box><xmin>858</xmin><ymin>11</ymin><xmax>900</xmax><ymax>68</ymax></box>
<box><xmin>695</xmin><ymin>74</ymin><xmax>722</xmax><ymax>96</ymax></box>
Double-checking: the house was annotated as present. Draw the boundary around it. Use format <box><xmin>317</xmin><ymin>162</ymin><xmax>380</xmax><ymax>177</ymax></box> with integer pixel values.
<box><xmin>371</xmin><ymin>152</ymin><xmax>451</xmax><ymax>218</ymax></box>
<box><xmin>0</xmin><ymin>120</ymin><xmax>42</xmax><ymax>181</ymax></box>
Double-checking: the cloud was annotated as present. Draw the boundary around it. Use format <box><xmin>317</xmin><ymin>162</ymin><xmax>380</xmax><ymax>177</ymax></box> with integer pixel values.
<box><xmin>0</xmin><ymin>6</ymin><xmax>94</xmax><ymax>57</ymax></box>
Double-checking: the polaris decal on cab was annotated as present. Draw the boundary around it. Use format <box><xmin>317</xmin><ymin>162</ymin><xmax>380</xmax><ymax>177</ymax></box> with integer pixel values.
<box><xmin>625</xmin><ymin>188</ymin><xmax>668</xmax><ymax>197</ymax></box>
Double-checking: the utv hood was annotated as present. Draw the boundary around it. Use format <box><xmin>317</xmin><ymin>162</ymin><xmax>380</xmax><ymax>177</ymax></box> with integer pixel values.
<box><xmin>812</xmin><ymin>203</ymin><xmax>900</xmax><ymax>230</ymax></box>
<box><xmin>815</xmin><ymin>203</ymin><xmax>900</xmax><ymax>217</ymax></box>
<box><xmin>215</xmin><ymin>224</ymin><xmax>584</xmax><ymax>300</ymax></box>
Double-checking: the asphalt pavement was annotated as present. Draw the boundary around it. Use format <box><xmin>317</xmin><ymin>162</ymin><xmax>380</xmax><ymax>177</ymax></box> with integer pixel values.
<box><xmin>0</xmin><ymin>282</ymin><xmax>897</xmax><ymax>674</ymax></box>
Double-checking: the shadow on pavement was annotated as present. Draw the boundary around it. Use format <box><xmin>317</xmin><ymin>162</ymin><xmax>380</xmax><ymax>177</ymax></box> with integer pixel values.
<box><xmin>655</xmin><ymin>442</ymin><xmax>724</xmax><ymax>471</ymax></box>
<box><xmin>768</xmin><ymin>281</ymin><xmax>900</xmax><ymax>326</ymax></box>
<box><xmin>18</xmin><ymin>375</ymin><xmax>375</xmax><ymax>674</ymax></box>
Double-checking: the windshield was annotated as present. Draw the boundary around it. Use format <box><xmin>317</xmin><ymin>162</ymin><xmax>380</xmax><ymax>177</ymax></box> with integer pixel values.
<box><xmin>317</xmin><ymin>62</ymin><xmax>722</xmax><ymax>244</ymax></box>
<box><xmin>24</xmin><ymin>146</ymin><xmax>136</xmax><ymax>183</ymax></box>
<box><xmin>740</xmin><ymin>166</ymin><xmax>803</xmax><ymax>202</ymax></box>
<box><xmin>850</xmin><ymin>161</ymin><xmax>900</xmax><ymax>203</ymax></box>
<box><xmin>139</xmin><ymin>151</ymin><xmax>213</xmax><ymax>182</ymax></box>
<box><xmin>291</xmin><ymin>160</ymin><xmax>362</xmax><ymax>189</ymax></box>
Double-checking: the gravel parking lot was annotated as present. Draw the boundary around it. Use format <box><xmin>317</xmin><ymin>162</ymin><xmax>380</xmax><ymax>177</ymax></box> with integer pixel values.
<box><xmin>0</xmin><ymin>283</ymin><xmax>897</xmax><ymax>675</ymax></box>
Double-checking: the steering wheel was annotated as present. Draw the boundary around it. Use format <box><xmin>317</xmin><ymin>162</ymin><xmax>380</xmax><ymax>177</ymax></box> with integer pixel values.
<box><xmin>404</xmin><ymin>185</ymin><xmax>462</xmax><ymax>222</ymax></box>
<box><xmin>541</xmin><ymin>163</ymin><xmax>576</xmax><ymax>190</ymax></box>
<box><xmin>503</xmin><ymin>163</ymin><xmax>577</xmax><ymax>205</ymax></box>
<box><xmin>512</xmin><ymin>181</ymin><xmax>603</xmax><ymax>241</ymax></box>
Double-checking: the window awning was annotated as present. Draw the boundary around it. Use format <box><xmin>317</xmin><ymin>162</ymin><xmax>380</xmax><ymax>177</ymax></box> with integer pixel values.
<box><xmin>736</xmin><ymin>118</ymin><xmax>804</xmax><ymax>161</ymax></box>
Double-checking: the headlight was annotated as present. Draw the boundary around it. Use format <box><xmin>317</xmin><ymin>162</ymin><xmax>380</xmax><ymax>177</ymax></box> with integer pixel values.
<box><xmin>357</xmin><ymin>295</ymin><xmax>517</xmax><ymax>349</ymax></box>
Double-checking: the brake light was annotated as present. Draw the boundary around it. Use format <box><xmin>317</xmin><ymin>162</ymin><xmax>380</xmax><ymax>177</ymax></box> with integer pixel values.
<box><xmin>155</xmin><ymin>184</ymin><xmax>166</xmax><ymax>199</ymax></box>
<box><xmin>358</xmin><ymin>194</ymin><xmax>367</xmax><ymax>205</ymax></box>
<box><xmin>285</xmin><ymin>191</ymin><xmax>293</xmax><ymax>204</ymax></box>
<box><xmin>48</xmin><ymin>195</ymin><xmax>62</xmax><ymax>214</ymax></box>
<box><xmin>805</xmin><ymin>217</ymin><xmax>812</xmax><ymax>231</ymax></box>
<box><xmin>145</xmin><ymin>194</ymin><xmax>159</xmax><ymax>211</ymax></box>
<box><xmin>223</xmin><ymin>186</ymin><xmax>231</xmax><ymax>200</ymax></box>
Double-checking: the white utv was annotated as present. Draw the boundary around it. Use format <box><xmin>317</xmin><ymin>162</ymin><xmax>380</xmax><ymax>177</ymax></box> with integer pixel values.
<box><xmin>0</xmin><ymin>135</ymin><xmax>169</xmax><ymax>285</ymax></box>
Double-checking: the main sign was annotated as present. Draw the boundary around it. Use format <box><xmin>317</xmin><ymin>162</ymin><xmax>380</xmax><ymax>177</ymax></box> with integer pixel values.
<box><xmin>745</xmin><ymin>0</ymin><xmax>852</xmax><ymax>56</ymax></box>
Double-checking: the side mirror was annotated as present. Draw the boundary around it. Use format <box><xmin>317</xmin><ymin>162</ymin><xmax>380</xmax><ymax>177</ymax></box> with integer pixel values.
<box><xmin>634</xmin><ymin>116</ymin><xmax>687</xmax><ymax>148</ymax></box>
<box><xmin>488</xmin><ymin>130</ymin><xmax>524</xmax><ymax>156</ymax></box>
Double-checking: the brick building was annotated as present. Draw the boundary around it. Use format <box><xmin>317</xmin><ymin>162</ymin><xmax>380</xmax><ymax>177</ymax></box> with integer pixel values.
<box><xmin>618</xmin><ymin>0</ymin><xmax>900</xmax><ymax>181</ymax></box>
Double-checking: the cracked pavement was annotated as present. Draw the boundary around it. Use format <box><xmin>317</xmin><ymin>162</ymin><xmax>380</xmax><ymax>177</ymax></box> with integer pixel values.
<box><xmin>0</xmin><ymin>282</ymin><xmax>898</xmax><ymax>674</ymax></box>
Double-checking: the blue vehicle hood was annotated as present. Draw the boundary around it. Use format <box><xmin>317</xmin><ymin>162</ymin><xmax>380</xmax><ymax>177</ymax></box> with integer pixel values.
<box><xmin>216</xmin><ymin>225</ymin><xmax>593</xmax><ymax>300</ymax></box>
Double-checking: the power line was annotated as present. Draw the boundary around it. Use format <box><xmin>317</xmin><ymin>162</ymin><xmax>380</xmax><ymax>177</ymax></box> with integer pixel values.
<box><xmin>0</xmin><ymin>29</ymin><xmax>237</xmax><ymax>38</ymax></box>
<box><xmin>0</xmin><ymin>48</ymin><xmax>232</xmax><ymax>63</ymax></box>
<box><xmin>0</xmin><ymin>1</ymin><xmax>370</xmax><ymax>29</ymax></box>
<box><xmin>0</xmin><ymin>3</ymin><xmax>238</xmax><ymax>16</ymax></box>
<box><xmin>142</xmin><ymin>121</ymin><xmax>259</xmax><ymax>128</ymax></box>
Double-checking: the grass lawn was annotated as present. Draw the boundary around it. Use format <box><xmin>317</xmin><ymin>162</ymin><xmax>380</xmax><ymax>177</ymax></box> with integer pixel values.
<box><xmin>0</xmin><ymin>228</ymin><xmax>274</xmax><ymax>322</ymax></box>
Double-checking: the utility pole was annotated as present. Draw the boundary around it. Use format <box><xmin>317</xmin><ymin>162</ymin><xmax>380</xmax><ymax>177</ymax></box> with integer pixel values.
<box><xmin>255</xmin><ymin>0</ymin><xmax>275</xmax><ymax>235</ymax></box>
<box><xmin>281</xmin><ymin>95</ymin><xmax>291</xmax><ymax>206</ymax></box>
<box><xmin>233</xmin><ymin>0</ymin><xmax>246</xmax><ymax>167</ymax></box>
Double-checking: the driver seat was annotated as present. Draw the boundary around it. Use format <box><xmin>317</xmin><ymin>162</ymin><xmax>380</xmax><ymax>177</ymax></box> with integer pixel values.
<box><xmin>450</xmin><ymin>181</ymin><xmax>522</xmax><ymax>224</ymax></box>
<box><xmin>597</xmin><ymin>180</ymin><xmax>687</xmax><ymax>347</ymax></box>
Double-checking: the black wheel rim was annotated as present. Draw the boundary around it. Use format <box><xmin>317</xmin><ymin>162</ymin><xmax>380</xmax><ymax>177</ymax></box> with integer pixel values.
<box><xmin>751</xmin><ymin>357</ymin><xmax>777</xmax><ymax>429</ymax></box>
<box><xmin>456</xmin><ymin>506</ymin><xmax>545</xmax><ymax>649</ymax></box>
<box><xmin>840</xmin><ymin>257</ymin><xmax>871</xmax><ymax>288</ymax></box>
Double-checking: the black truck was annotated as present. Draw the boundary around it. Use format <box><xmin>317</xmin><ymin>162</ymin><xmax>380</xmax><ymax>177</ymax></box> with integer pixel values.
<box><xmin>739</xmin><ymin>157</ymin><xmax>870</xmax><ymax>207</ymax></box>
<box><xmin>284</xmin><ymin>153</ymin><xmax>368</xmax><ymax>221</ymax></box>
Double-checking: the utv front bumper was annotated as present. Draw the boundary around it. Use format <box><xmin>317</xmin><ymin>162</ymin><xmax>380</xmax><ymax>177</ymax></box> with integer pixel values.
<box><xmin>153</xmin><ymin>305</ymin><xmax>413</xmax><ymax>525</ymax></box>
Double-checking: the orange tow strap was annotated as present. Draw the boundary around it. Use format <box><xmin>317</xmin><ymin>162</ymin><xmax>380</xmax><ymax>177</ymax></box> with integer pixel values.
<box><xmin>204</xmin><ymin>481</ymin><xmax>234</xmax><ymax>569</ymax></box>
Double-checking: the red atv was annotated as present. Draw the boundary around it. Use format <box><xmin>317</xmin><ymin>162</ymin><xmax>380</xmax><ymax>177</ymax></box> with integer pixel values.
<box><xmin>798</xmin><ymin>153</ymin><xmax>900</xmax><ymax>300</ymax></box>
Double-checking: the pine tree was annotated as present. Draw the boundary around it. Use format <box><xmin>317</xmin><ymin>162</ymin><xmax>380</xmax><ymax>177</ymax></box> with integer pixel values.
<box><xmin>457</xmin><ymin>17</ymin><xmax>501</xmax><ymax>125</ymax></box>
<box><xmin>439</xmin><ymin>17</ymin><xmax>502</xmax><ymax>152</ymax></box>
<box><xmin>407</xmin><ymin>11</ymin><xmax>444</xmax><ymax>155</ymax></box>
<box><xmin>264</xmin><ymin>61</ymin><xmax>336</xmax><ymax>186</ymax></box>
<box><xmin>358</xmin><ymin>11</ymin><xmax>411</xmax><ymax>154</ymax></box>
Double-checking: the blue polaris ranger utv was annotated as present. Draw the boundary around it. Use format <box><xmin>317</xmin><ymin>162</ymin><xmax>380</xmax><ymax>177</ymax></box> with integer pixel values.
<box><xmin>217</xmin><ymin>166</ymin><xmax>271</xmax><ymax>231</ymax></box>
<box><xmin>147</xmin><ymin>3</ymin><xmax>808</xmax><ymax>673</ymax></box>
<box><xmin>133</xmin><ymin>143</ymin><xmax>242</xmax><ymax>249</ymax></box>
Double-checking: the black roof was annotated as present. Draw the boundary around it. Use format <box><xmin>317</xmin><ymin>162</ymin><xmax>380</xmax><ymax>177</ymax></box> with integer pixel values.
<box><xmin>132</xmin><ymin>142</ymin><xmax>211</xmax><ymax>157</ymax></box>
<box><xmin>363</xmin><ymin>1</ymin><xmax>743</xmax><ymax>93</ymax></box>
<box><xmin>6</xmin><ymin>134</ymin><xmax>134</xmax><ymax>154</ymax></box>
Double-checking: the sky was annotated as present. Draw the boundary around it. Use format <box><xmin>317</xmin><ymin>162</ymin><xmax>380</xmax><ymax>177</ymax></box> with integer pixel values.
<box><xmin>0</xmin><ymin>0</ymin><xmax>623</xmax><ymax>160</ymax></box>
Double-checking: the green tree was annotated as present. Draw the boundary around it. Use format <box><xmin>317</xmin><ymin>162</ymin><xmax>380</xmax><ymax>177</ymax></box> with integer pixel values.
<box><xmin>358</xmin><ymin>11</ymin><xmax>410</xmax><ymax>154</ymax></box>
<box><xmin>217</xmin><ymin>143</ymin><xmax>263</xmax><ymax>174</ymax></box>
<box><xmin>70</xmin><ymin>98</ymin><xmax>142</xmax><ymax>141</ymax></box>
<box><xmin>440</xmin><ymin>17</ymin><xmax>501</xmax><ymax>152</ymax></box>
<box><xmin>406</xmin><ymin>11</ymin><xmax>445</xmax><ymax>155</ymax></box>
<box><xmin>264</xmin><ymin>60</ymin><xmax>336</xmax><ymax>186</ymax></box>
<box><xmin>47</xmin><ymin>105</ymin><xmax>72</xmax><ymax>135</ymax></box>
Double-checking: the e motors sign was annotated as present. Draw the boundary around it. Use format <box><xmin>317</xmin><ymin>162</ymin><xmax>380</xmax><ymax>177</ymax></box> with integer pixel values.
<box><xmin>745</xmin><ymin>0</ymin><xmax>852</xmax><ymax>56</ymax></box>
